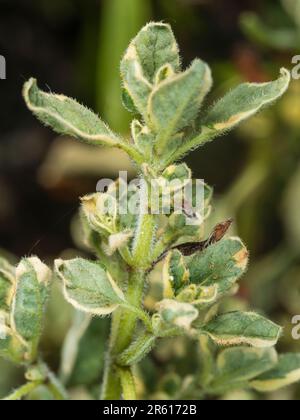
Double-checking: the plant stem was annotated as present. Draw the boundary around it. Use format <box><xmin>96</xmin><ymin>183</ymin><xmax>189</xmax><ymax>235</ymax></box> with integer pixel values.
<box><xmin>101</xmin><ymin>272</ymin><xmax>145</xmax><ymax>400</ymax></box>
<box><xmin>3</xmin><ymin>381</ymin><xmax>42</xmax><ymax>400</ymax></box>
<box><xmin>118</xmin><ymin>366</ymin><xmax>137</xmax><ymax>400</ymax></box>
<box><xmin>46</xmin><ymin>368</ymin><xmax>69</xmax><ymax>400</ymax></box>
<box><xmin>113</xmin><ymin>270</ymin><xmax>146</xmax><ymax>355</ymax></box>
<box><xmin>101</xmin><ymin>205</ymin><xmax>156</xmax><ymax>400</ymax></box>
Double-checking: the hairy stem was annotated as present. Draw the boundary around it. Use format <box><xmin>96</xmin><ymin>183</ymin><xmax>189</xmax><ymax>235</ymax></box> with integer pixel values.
<box><xmin>3</xmin><ymin>381</ymin><xmax>43</xmax><ymax>401</ymax></box>
<box><xmin>118</xmin><ymin>366</ymin><xmax>137</xmax><ymax>400</ymax></box>
<box><xmin>101</xmin><ymin>206</ymin><xmax>156</xmax><ymax>400</ymax></box>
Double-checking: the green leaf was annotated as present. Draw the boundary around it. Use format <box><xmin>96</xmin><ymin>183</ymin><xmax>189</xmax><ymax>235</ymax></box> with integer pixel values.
<box><xmin>169</xmin><ymin>69</ymin><xmax>291</xmax><ymax>163</ymax></box>
<box><xmin>187</xmin><ymin>237</ymin><xmax>249</xmax><ymax>297</ymax></box>
<box><xmin>120</xmin><ymin>22</ymin><xmax>180</xmax><ymax>118</ymax></box>
<box><xmin>162</xmin><ymin>163</ymin><xmax>191</xmax><ymax>184</ymax></box>
<box><xmin>81</xmin><ymin>193</ymin><xmax>118</xmax><ymax>236</ymax></box>
<box><xmin>0</xmin><ymin>314</ymin><xmax>28</xmax><ymax>364</ymax></box>
<box><xmin>0</xmin><ymin>257</ymin><xmax>15</xmax><ymax>310</ymax></box>
<box><xmin>201</xmin><ymin>312</ymin><xmax>282</xmax><ymax>348</ymax></box>
<box><xmin>176</xmin><ymin>284</ymin><xmax>218</xmax><ymax>307</ymax></box>
<box><xmin>148</xmin><ymin>59</ymin><xmax>212</xmax><ymax>154</ymax></box>
<box><xmin>163</xmin><ymin>250</ymin><xmax>190</xmax><ymax>298</ymax></box>
<box><xmin>122</xmin><ymin>22</ymin><xmax>180</xmax><ymax>85</ymax></box>
<box><xmin>11</xmin><ymin>257</ymin><xmax>51</xmax><ymax>344</ymax></box>
<box><xmin>199</xmin><ymin>68</ymin><xmax>290</xmax><ymax>144</ymax></box>
<box><xmin>131</xmin><ymin>120</ymin><xmax>154</xmax><ymax>156</ymax></box>
<box><xmin>156</xmin><ymin>299</ymin><xmax>198</xmax><ymax>330</ymax></box>
<box><xmin>23</xmin><ymin>78</ymin><xmax>120</xmax><ymax>147</ymax></box>
<box><xmin>55</xmin><ymin>258</ymin><xmax>125</xmax><ymax>316</ymax></box>
<box><xmin>250</xmin><ymin>353</ymin><xmax>300</xmax><ymax>392</ymax></box>
<box><xmin>120</xmin><ymin>57</ymin><xmax>152</xmax><ymax>118</ymax></box>
<box><xmin>121</xmin><ymin>87</ymin><xmax>139</xmax><ymax>114</ymax></box>
<box><xmin>208</xmin><ymin>347</ymin><xmax>278</xmax><ymax>395</ymax></box>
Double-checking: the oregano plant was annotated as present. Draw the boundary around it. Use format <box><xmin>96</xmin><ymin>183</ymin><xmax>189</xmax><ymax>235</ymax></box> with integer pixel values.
<box><xmin>1</xmin><ymin>22</ymin><xmax>300</xmax><ymax>400</ymax></box>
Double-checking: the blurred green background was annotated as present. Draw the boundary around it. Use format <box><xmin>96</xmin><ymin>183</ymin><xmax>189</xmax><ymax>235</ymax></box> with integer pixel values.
<box><xmin>0</xmin><ymin>0</ymin><xmax>299</xmax><ymax>400</ymax></box>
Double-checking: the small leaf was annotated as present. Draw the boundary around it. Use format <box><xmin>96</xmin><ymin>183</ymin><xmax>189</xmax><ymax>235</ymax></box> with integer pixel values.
<box><xmin>187</xmin><ymin>237</ymin><xmax>249</xmax><ymax>297</ymax></box>
<box><xmin>148</xmin><ymin>59</ymin><xmax>212</xmax><ymax>153</ymax></box>
<box><xmin>199</xmin><ymin>68</ymin><xmax>291</xmax><ymax>144</ymax></box>
<box><xmin>23</xmin><ymin>78</ymin><xmax>120</xmax><ymax>147</ymax></box>
<box><xmin>0</xmin><ymin>257</ymin><xmax>15</xmax><ymax>310</ymax></box>
<box><xmin>155</xmin><ymin>64</ymin><xmax>175</xmax><ymax>85</ymax></box>
<box><xmin>159</xmin><ymin>163</ymin><xmax>192</xmax><ymax>196</ymax></box>
<box><xmin>11</xmin><ymin>258</ymin><xmax>51</xmax><ymax>344</ymax></box>
<box><xmin>131</xmin><ymin>120</ymin><xmax>154</xmax><ymax>156</ymax></box>
<box><xmin>121</xmin><ymin>87</ymin><xmax>139</xmax><ymax>114</ymax></box>
<box><xmin>163</xmin><ymin>250</ymin><xmax>190</xmax><ymax>298</ymax></box>
<box><xmin>156</xmin><ymin>299</ymin><xmax>198</xmax><ymax>330</ymax></box>
<box><xmin>208</xmin><ymin>347</ymin><xmax>278</xmax><ymax>395</ymax></box>
<box><xmin>0</xmin><ymin>312</ymin><xmax>28</xmax><ymax>364</ymax></box>
<box><xmin>202</xmin><ymin>312</ymin><xmax>282</xmax><ymax>348</ymax></box>
<box><xmin>250</xmin><ymin>353</ymin><xmax>300</xmax><ymax>392</ymax></box>
<box><xmin>55</xmin><ymin>258</ymin><xmax>125</xmax><ymax>316</ymax></box>
<box><xmin>122</xmin><ymin>22</ymin><xmax>180</xmax><ymax>85</ymax></box>
<box><xmin>121</xmin><ymin>56</ymin><xmax>152</xmax><ymax>118</ymax></box>
<box><xmin>177</xmin><ymin>284</ymin><xmax>218</xmax><ymax>307</ymax></box>
<box><xmin>81</xmin><ymin>193</ymin><xmax>117</xmax><ymax>236</ymax></box>
<box><xmin>169</xmin><ymin>69</ymin><xmax>291</xmax><ymax>163</ymax></box>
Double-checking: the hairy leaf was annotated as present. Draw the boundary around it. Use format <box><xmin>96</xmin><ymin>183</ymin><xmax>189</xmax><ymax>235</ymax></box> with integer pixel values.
<box><xmin>55</xmin><ymin>258</ymin><xmax>125</xmax><ymax>316</ymax></box>
<box><xmin>199</xmin><ymin>68</ymin><xmax>291</xmax><ymax>144</ymax></box>
<box><xmin>156</xmin><ymin>299</ymin><xmax>198</xmax><ymax>330</ymax></box>
<box><xmin>0</xmin><ymin>258</ymin><xmax>15</xmax><ymax>310</ymax></box>
<box><xmin>250</xmin><ymin>353</ymin><xmax>300</xmax><ymax>392</ymax></box>
<box><xmin>208</xmin><ymin>347</ymin><xmax>278</xmax><ymax>394</ymax></box>
<box><xmin>121</xmin><ymin>58</ymin><xmax>152</xmax><ymax>118</ymax></box>
<box><xmin>187</xmin><ymin>237</ymin><xmax>249</xmax><ymax>297</ymax></box>
<box><xmin>163</xmin><ymin>250</ymin><xmax>190</xmax><ymax>298</ymax></box>
<box><xmin>0</xmin><ymin>318</ymin><xmax>28</xmax><ymax>364</ymax></box>
<box><xmin>202</xmin><ymin>312</ymin><xmax>282</xmax><ymax>348</ymax></box>
<box><xmin>149</xmin><ymin>59</ymin><xmax>212</xmax><ymax>153</ymax></box>
<box><xmin>11</xmin><ymin>257</ymin><xmax>51</xmax><ymax>343</ymax></box>
<box><xmin>23</xmin><ymin>78</ymin><xmax>120</xmax><ymax>147</ymax></box>
<box><xmin>122</xmin><ymin>22</ymin><xmax>180</xmax><ymax>84</ymax></box>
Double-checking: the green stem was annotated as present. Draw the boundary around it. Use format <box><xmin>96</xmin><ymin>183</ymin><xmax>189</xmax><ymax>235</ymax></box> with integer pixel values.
<box><xmin>101</xmin><ymin>311</ymin><xmax>122</xmax><ymax>400</ymax></box>
<box><xmin>101</xmin><ymin>272</ymin><xmax>145</xmax><ymax>400</ymax></box>
<box><xmin>101</xmin><ymin>203</ymin><xmax>156</xmax><ymax>400</ymax></box>
<box><xmin>113</xmin><ymin>270</ymin><xmax>146</xmax><ymax>354</ymax></box>
<box><xmin>3</xmin><ymin>381</ymin><xmax>42</xmax><ymax>401</ymax></box>
<box><xmin>118</xmin><ymin>143</ymin><xmax>145</xmax><ymax>166</ymax></box>
<box><xmin>46</xmin><ymin>368</ymin><xmax>69</xmax><ymax>400</ymax></box>
<box><xmin>161</xmin><ymin>128</ymin><xmax>215</xmax><ymax>168</ymax></box>
<box><xmin>118</xmin><ymin>366</ymin><xmax>137</xmax><ymax>400</ymax></box>
<box><xmin>132</xmin><ymin>214</ymin><xmax>157</xmax><ymax>269</ymax></box>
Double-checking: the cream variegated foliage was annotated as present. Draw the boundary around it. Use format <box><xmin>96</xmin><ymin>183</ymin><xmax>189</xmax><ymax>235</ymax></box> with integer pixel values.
<box><xmin>1</xmin><ymin>21</ymin><xmax>297</xmax><ymax>401</ymax></box>
<box><xmin>201</xmin><ymin>312</ymin><xmax>282</xmax><ymax>348</ymax></box>
<box><xmin>0</xmin><ymin>257</ymin><xmax>51</xmax><ymax>364</ymax></box>
<box><xmin>55</xmin><ymin>258</ymin><xmax>125</xmax><ymax>316</ymax></box>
